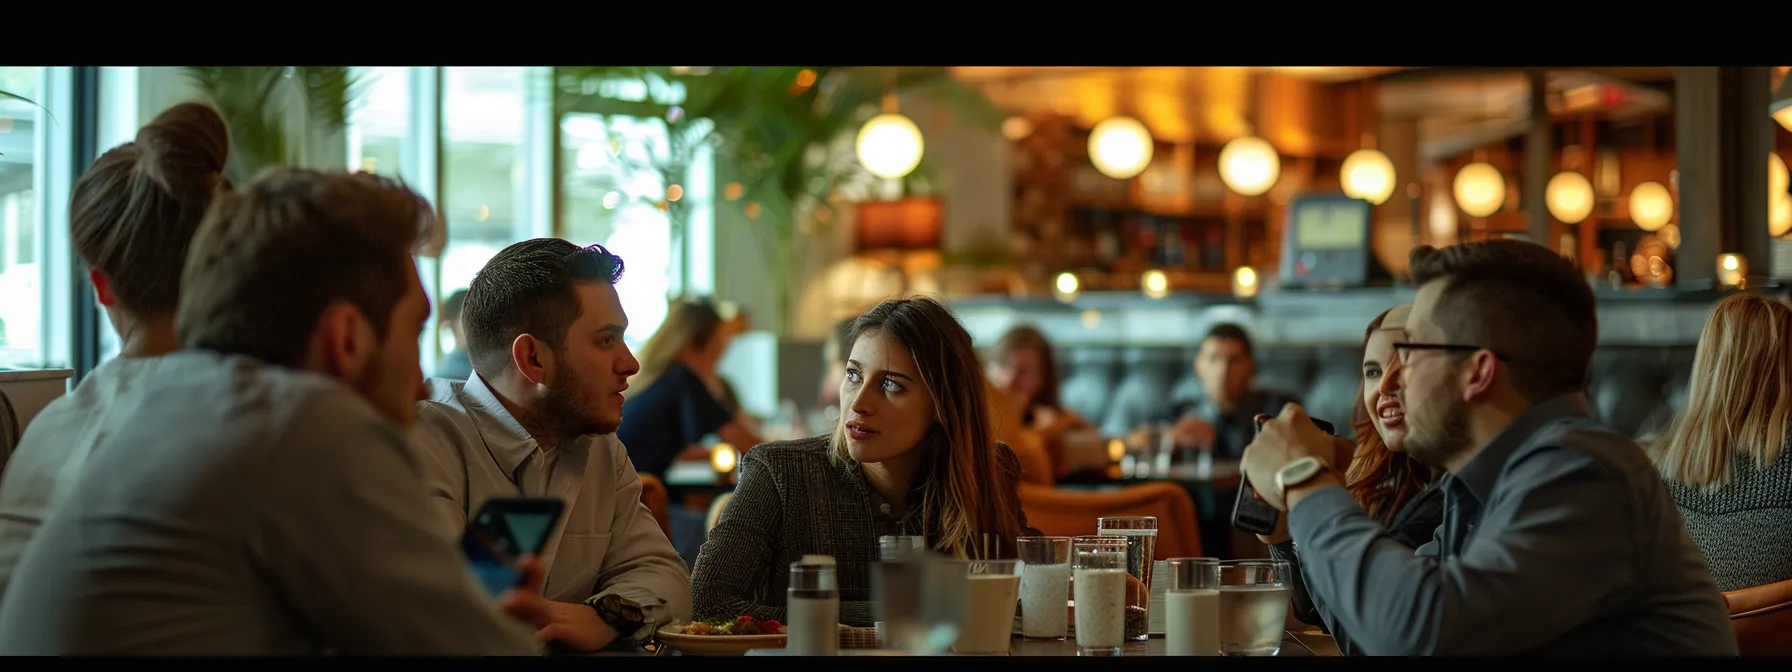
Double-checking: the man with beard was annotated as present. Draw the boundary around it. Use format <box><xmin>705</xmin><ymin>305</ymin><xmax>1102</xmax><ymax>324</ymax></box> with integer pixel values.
<box><xmin>0</xmin><ymin>170</ymin><xmax>549</xmax><ymax>655</ymax></box>
<box><xmin>407</xmin><ymin>239</ymin><xmax>690</xmax><ymax>653</ymax></box>
<box><xmin>1240</xmin><ymin>239</ymin><xmax>1736</xmax><ymax>656</ymax></box>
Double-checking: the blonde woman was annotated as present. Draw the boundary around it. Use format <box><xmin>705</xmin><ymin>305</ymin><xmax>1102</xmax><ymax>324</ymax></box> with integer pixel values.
<box><xmin>1650</xmin><ymin>291</ymin><xmax>1792</xmax><ymax>591</ymax></box>
<box><xmin>617</xmin><ymin>298</ymin><xmax>761</xmax><ymax>479</ymax></box>
<box><xmin>691</xmin><ymin>297</ymin><xmax>1040</xmax><ymax>625</ymax></box>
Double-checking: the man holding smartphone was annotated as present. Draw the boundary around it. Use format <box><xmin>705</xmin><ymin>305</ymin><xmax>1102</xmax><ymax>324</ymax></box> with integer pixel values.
<box><xmin>407</xmin><ymin>239</ymin><xmax>691</xmax><ymax>653</ymax></box>
<box><xmin>1239</xmin><ymin>240</ymin><xmax>1735</xmax><ymax>656</ymax></box>
<box><xmin>0</xmin><ymin>170</ymin><xmax>551</xmax><ymax>655</ymax></box>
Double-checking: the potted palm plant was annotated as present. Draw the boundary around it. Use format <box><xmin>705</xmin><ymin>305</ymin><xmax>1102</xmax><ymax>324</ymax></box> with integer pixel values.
<box><xmin>180</xmin><ymin>67</ymin><xmax>361</xmax><ymax>185</ymax></box>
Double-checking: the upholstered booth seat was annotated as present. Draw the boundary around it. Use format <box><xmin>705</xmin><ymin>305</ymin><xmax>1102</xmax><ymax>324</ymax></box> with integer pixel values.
<box><xmin>1061</xmin><ymin>345</ymin><xmax>1694</xmax><ymax>441</ymax></box>
<box><xmin>1723</xmin><ymin>576</ymin><xmax>1792</xmax><ymax>656</ymax></box>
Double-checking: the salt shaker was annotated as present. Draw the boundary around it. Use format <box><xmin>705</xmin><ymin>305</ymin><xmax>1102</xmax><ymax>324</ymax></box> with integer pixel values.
<box><xmin>787</xmin><ymin>555</ymin><xmax>840</xmax><ymax>656</ymax></box>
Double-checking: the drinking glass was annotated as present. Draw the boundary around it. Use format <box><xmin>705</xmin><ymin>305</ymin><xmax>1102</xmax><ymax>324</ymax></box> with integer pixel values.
<box><xmin>900</xmin><ymin>555</ymin><xmax>970</xmax><ymax>654</ymax></box>
<box><xmin>1095</xmin><ymin>515</ymin><xmax>1158</xmax><ymax>640</ymax></box>
<box><xmin>1016</xmin><ymin>536</ymin><xmax>1072</xmax><ymax>639</ymax></box>
<box><xmin>1217</xmin><ymin>559</ymin><xmax>1292</xmax><ymax>656</ymax></box>
<box><xmin>873</xmin><ymin>535</ymin><xmax>927</xmax><ymax>648</ymax></box>
<box><xmin>1163</xmin><ymin>557</ymin><xmax>1221</xmax><ymax>656</ymax></box>
<box><xmin>954</xmin><ymin>558</ymin><xmax>1020</xmax><ymax>654</ymax></box>
<box><xmin>1071</xmin><ymin>536</ymin><xmax>1128</xmax><ymax>656</ymax></box>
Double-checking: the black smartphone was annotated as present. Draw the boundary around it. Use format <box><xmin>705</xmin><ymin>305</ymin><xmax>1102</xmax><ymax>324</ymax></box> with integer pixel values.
<box><xmin>460</xmin><ymin>496</ymin><xmax>566</xmax><ymax>598</ymax></box>
<box><xmin>1231</xmin><ymin>415</ymin><xmax>1336</xmax><ymax>536</ymax></box>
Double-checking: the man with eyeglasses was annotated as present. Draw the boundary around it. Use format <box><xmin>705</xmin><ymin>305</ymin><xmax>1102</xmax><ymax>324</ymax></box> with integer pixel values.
<box><xmin>1239</xmin><ymin>239</ymin><xmax>1736</xmax><ymax>656</ymax></box>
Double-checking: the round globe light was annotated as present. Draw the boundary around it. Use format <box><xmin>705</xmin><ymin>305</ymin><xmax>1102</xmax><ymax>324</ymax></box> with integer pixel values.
<box><xmin>1545</xmin><ymin>171</ymin><xmax>1595</xmax><ymax>224</ymax></box>
<box><xmin>1218</xmin><ymin>136</ymin><xmax>1281</xmax><ymax>197</ymax></box>
<box><xmin>855</xmin><ymin>113</ymin><xmax>925</xmax><ymax>180</ymax></box>
<box><xmin>1629</xmin><ymin>181</ymin><xmax>1674</xmax><ymax>232</ymax></box>
<box><xmin>1452</xmin><ymin>162</ymin><xmax>1506</xmax><ymax>218</ymax></box>
<box><xmin>1088</xmin><ymin>116</ymin><xmax>1154</xmax><ymax>180</ymax></box>
<box><xmin>1340</xmin><ymin>148</ymin><xmax>1396</xmax><ymax>205</ymax></box>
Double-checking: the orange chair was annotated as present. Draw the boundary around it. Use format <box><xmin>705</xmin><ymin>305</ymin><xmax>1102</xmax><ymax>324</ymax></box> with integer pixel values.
<box><xmin>1017</xmin><ymin>481</ymin><xmax>1202</xmax><ymax>559</ymax></box>
<box><xmin>1006</xmin><ymin>432</ymin><xmax>1057</xmax><ymax>487</ymax></box>
<box><xmin>1722</xmin><ymin>576</ymin><xmax>1792</xmax><ymax>656</ymax></box>
<box><xmin>637</xmin><ymin>473</ymin><xmax>672</xmax><ymax>539</ymax></box>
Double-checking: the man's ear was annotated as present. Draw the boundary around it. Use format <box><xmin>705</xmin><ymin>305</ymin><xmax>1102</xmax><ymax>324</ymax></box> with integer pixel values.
<box><xmin>1461</xmin><ymin>350</ymin><xmax>1500</xmax><ymax>403</ymax></box>
<box><xmin>511</xmin><ymin>334</ymin><xmax>552</xmax><ymax>387</ymax></box>
<box><xmin>310</xmin><ymin>302</ymin><xmax>376</xmax><ymax>379</ymax></box>
<box><xmin>89</xmin><ymin>269</ymin><xmax>116</xmax><ymax>307</ymax></box>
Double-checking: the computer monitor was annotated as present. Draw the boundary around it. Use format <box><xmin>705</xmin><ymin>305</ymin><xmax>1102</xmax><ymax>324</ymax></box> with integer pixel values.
<box><xmin>1279</xmin><ymin>193</ymin><xmax>1376</xmax><ymax>289</ymax></box>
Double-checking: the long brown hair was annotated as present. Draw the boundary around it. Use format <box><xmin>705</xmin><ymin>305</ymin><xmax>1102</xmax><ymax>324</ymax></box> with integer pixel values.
<box><xmin>828</xmin><ymin>296</ymin><xmax>1026</xmax><ymax>559</ymax></box>
<box><xmin>987</xmin><ymin>324</ymin><xmax>1063</xmax><ymax>411</ymax></box>
<box><xmin>1650</xmin><ymin>292</ymin><xmax>1792</xmax><ymax>488</ymax></box>
<box><xmin>1343</xmin><ymin>307</ymin><xmax>1433</xmax><ymax>523</ymax></box>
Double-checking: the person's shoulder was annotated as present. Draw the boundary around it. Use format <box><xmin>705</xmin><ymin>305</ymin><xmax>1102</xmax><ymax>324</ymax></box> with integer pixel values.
<box><xmin>412</xmin><ymin>377</ymin><xmax>475</xmax><ymax>432</ymax></box>
<box><xmin>1508</xmin><ymin>416</ymin><xmax>1654</xmax><ymax>490</ymax></box>
<box><xmin>743</xmin><ymin>435</ymin><xmax>834</xmax><ymax>467</ymax></box>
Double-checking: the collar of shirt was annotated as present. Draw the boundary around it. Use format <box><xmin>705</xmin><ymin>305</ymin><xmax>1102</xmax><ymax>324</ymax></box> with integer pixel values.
<box><xmin>839</xmin><ymin>441</ymin><xmax>933</xmax><ymax>527</ymax></box>
<box><xmin>461</xmin><ymin>372</ymin><xmax>542</xmax><ymax>478</ymax></box>
<box><xmin>1450</xmin><ymin>392</ymin><xmax>1593</xmax><ymax>505</ymax></box>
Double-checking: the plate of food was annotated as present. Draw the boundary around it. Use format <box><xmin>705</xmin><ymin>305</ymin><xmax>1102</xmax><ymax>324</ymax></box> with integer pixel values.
<box><xmin>658</xmin><ymin>616</ymin><xmax>788</xmax><ymax>656</ymax></box>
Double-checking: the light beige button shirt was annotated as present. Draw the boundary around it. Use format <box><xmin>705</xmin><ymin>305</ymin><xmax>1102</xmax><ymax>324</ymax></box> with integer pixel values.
<box><xmin>408</xmin><ymin>374</ymin><xmax>691</xmax><ymax>626</ymax></box>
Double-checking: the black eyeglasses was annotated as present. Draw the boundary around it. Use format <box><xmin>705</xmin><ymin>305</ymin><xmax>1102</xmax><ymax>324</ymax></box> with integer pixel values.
<box><xmin>1394</xmin><ymin>342</ymin><xmax>1511</xmax><ymax>365</ymax></box>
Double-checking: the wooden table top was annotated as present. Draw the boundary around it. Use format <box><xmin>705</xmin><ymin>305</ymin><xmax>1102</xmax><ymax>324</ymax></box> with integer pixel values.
<box><xmin>611</xmin><ymin>630</ymin><xmax>1338</xmax><ymax>657</ymax></box>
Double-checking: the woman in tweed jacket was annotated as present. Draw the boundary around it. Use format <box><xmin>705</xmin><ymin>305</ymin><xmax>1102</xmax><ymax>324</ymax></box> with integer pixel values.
<box><xmin>1649</xmin><ymin>292</ymin><xmax>1792</xmax><ymax>592</ymax></box>
<box><xmin>691</xmin><ymin>297</ymin><xmax>1041</xmax><ymax>626</ymax></box>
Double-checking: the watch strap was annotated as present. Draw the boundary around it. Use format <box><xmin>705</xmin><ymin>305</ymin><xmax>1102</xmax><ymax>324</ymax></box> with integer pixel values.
<box><xmin>1275</xmin><ymin>456</ymin><xmax>1327</xmax><ymax>504</ymax></box>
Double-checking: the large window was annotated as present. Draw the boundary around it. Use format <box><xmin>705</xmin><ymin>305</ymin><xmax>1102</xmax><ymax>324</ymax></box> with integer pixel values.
<box><xmin>0</xmin><ymin>68</ymin><xmax>44</xmax><ymax>369</ymax></box>
<box><xmin>559</xmin><ymin>77</ymin><xmax>715</xmax><ymax>350</ymax></box>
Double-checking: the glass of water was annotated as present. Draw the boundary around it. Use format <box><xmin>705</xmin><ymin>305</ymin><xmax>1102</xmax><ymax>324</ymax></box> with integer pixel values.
<box><xmin>1163</xmin><ymin>557</ymin><xmax>1221</xmax><ymax>656</ymax></box>
<box><xmin>873</xmin><ymin>535</ymin><xmax>927</xmax><ymax>648</ymax></box>
<box><xmin>1071</xmin><ymin>536</ymin><xmax>1128</xmax><ymax>656</ymax></box>
<box><xmin>1217</xmin><ymin>559</ymin><xmax>1292</xmax><ymax>656</ymax></box>
<box><xmin>1016</xmin><ymin>536</ymin><xmax>1072</xmax><ymax>639</ymax></box>
<box><xmin>1095</xmin><ymin>515</ymin><xmax>1158</xmax><ymax>640</ymax></box>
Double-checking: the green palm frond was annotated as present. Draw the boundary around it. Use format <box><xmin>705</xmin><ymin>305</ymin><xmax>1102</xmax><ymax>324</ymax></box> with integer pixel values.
<box><xmin>181</xmin><ymin>66</ymin><xmax>363</xmax><ymax>184</ymax></box>
<box><xmin>0</xmin><ymin>90</ymin><xmax>37</xmax><ymax>108</ymax></box>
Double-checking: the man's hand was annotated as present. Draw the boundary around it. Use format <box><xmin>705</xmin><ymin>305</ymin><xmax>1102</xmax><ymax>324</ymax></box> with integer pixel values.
<box><xmin>1240</xmin><ymin>403</ymin><xmax>1340</xmax><ymax>512</ymax></box>
<box><xmin>531</xmin><ymin>602</ymin><xmax>620</xmax><ymax>652</ymax></box>
<box><xmin>494</xmin><ymin>555</ymin><xmax>622</xmax><ymax>652</ymax></box>
<box><xmin>1256</xmin><ymin>509</ymin><xmax>1293</xmax><ymax>545</ymax></box>
<box><xmin>1171</xmin><ymin>416</ymin><xmax>1217</xmax><ymax>451</ymax></box>
<box><xmin>498</xmin><ymin>555</ymin><xmax>551</xmax><ymax>628</ymax></box>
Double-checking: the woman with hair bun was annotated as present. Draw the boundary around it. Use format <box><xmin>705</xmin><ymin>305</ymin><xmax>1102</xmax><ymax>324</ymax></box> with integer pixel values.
<box><xmin>0</xmin><ymin>102</ymin><xmax>233</xmax><ymax>600</ymax></box>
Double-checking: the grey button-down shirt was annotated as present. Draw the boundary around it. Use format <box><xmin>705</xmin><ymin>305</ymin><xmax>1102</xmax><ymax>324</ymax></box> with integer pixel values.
<box><xmin>408</xmin><ymin>374</ymin><xmax>691</xmax><ymax>626</ymax></box>
<box><xmin>1287</xmin><ymin>393</ymin><xmax>1738</xmax><ymax>656</ymax></box>
<box><xmin>0</xmin><ymin>352</ymin><xmax>537</xmax><ymax>655</ymax></box>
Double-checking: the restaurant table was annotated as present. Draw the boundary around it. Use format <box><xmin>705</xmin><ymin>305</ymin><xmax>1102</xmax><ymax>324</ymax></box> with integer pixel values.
<box><xmin>663</xmin><ymin>461</ymin><xmax>735</xmax><ymax>500</ymax></box>
<box><xmin>594</xmin><ymin>631</ymin><xmax>1340</xmax><ymax>657</ymax></box>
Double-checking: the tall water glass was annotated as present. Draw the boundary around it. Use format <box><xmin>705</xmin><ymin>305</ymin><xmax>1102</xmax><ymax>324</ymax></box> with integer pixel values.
<box><xmin>1095</xmin><ymin>516</ymin><xmax>1158</xmax><ymax>640</ymax></box>
<box><xmin>907</xmin><ymin>555</ymin><xmax>970</xmax><ymax>654</ymax></box>
<box><xmin>1217</xmin><ymin>559</ymin><xmax>1292</xmax><ymax>656</ymax></box>
<box><xmin>1071</xmin><ymin>536</ymin><xmax>1128</xmax><ymax>656</ymax></box>
<box><xmin>1016</xmin><ymin>536</ymin><xmax>1072</xmax><ymax>639</ymax></box>
<box><xmin>874</xmin><ymin>535</ymin><xmax>926</xmax><ymax>647</ymax></box>
<box><xmin>954</xmin><ymin>559</ymin><xmax>1020</xmax><ymax>654</ymax></box>
<box><xmin>1163</xmin><ymin>557</ymin><xmax>1221</xmax><ymax>656</ymax></box>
